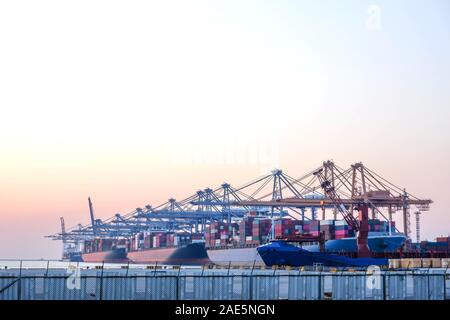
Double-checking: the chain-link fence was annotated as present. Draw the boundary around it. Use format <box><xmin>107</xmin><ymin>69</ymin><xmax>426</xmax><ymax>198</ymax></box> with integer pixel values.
<box><xmin>1</xmin><ymin>269</ymin><xmax>449</xmax><ymax>300</ymax></box>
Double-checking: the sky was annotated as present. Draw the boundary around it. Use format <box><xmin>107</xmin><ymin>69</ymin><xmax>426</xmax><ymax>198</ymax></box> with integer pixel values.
<box><xmin>0</xmin><ymin>0</ymin><xmax>449</xmax><ymax>259</ymax></box>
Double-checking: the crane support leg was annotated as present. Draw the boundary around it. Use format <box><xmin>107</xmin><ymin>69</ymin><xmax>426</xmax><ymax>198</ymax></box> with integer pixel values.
<box><xmin>357</xmin><ymin>205</ymin><xmax>370</xmax><ymax>258</ymax></box>
<box><xmin>403</xmin><ymin>206</ymin><xmax>409</xmax><ymax>238</ymax></box>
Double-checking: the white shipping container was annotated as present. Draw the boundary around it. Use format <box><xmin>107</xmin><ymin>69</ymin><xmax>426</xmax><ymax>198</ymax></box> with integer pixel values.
<box><xmin>431</xmin><ymin>258</ymin><xmax>441</xmax><ymax>268</ymax></box>
<box><xmin>422</xmin><ymin>259</ymin><xmax>432</xmax><ymax>268</ymax></box>
<box><xmin>389</xmin><ymin>259</ymin><xmax>400</xmax><ymax>269</ymax></box>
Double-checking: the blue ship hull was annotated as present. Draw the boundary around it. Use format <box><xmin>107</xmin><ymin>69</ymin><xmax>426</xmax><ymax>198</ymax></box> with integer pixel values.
<box><xmin>302</xmin><ymin>232</ymin><xmax>406</xmax><ymax>253</ymax></box>
<box><xmin>257</xmin><ymin>241</ymin><xmax>389</xmax><ymax>267</ymax></box>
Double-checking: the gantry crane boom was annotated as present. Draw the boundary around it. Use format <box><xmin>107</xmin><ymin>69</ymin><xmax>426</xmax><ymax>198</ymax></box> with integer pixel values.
<box><xmin>312</xmin><ymin>165</ymin><xmax>370</xmax><ymax>257</ymax></box>
<box><xmin>60</xmin><ymin>217</ymin><xmax>66</xmax><ymax>244</ymax></box>
<box><xmin>313</xmin><ymin>168</ymin><xmax>360</xmax><ymax>230</ymax></box>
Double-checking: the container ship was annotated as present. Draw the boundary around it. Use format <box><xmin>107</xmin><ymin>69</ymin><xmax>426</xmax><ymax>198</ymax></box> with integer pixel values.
<box><xmin>82</xmin><ymin>233</ymin><xmax>210</xmax><ymax>265</ymax></box>
<box><xmin>257</xmin><ymin>241</ymin><xmax>390</xmax><ymax>267</ymax></box>
<box><xmin>82</xmin><ymin>238</ymin><xmax>128</xmax><ymax>263</ymax></box>
<box><xmin>204</xmin><ymin>217</ymin><xmax>407</xmax><ymax>266</ymax></box>
<box><xmin>126</xmin><ymin>233</ymin><xmax>210</xmax><ymax>265</ymax></box>
<box><xmin>257</xmin><ymin>235</ymin><xmax>450</xmax><ymax>267</ymax></box>
<box><xmin>77</xmin><ymin>216</ymin><xmax>419</xmax><ymax>265</ymax></box>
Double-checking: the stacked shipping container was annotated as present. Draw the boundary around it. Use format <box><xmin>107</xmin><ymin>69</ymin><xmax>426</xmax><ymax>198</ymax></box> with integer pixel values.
<box><xmin>238</xmin><ymin>218</ymin><xmax>272</xmax><ymax>246</ymax></box>
<box><xmin>251</xmin><ymin>219</ymin><xmax>272</xmax><ymax>244</ymax></box>
<box><xmin>368</xmin><ymin>219</ymin><xmax>396</xmax><ymax>232</ymax></box>
<box><xmin>334</xmin><ymin>220</ymin><xmax>355</xmax><ymax>239</ymax></box>
<box><xmin>152</xmin><ymin>232</ymin><xmax>167</xmax><ymax>248</ymax></box>
<box><xmin>205</xmin><ymin>222</ymin><xmax>239</xmax><ymax>247</ymax></box>
<box><xmin>308</xmin><ymin>220</ymin><xmax>320</xmax><ymax>237</ymax></box>
<box><xmin>274</xmin><ymin>219</ymin><xmax>304</xmax><ymax>238</ymax></box>
<box><xmin>83</xmin><ymin>238</ymin><xmax>125</xmax><ymax>253</ymax></box>
<box><xmin>420</xmin><ymin>236</ymin><xmax>450</xmax><ymax>253</ymax></box>
<box><xmin>320</xmin><ymin>220</ymin><xmax>335</xmax><ymax>240</ymax></box>
<box><xmin>126</xmin><ymin>232</ymin><xmax>195</xmax><ymax>251</ymax></box>
<box><xmin>239</xmin><ymin>218</ymin><xmax>253</xmax><ymax>245</ymax></box>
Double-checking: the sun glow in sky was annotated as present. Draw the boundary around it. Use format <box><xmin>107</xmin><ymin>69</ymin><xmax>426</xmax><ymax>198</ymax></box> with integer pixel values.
<box><xmin>0</xmin><ymin>0</ymin><xmax>449</xmax><ymax>258</ymax></box>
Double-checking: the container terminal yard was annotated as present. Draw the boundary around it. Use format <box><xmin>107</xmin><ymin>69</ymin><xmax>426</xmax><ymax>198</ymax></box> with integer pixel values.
<box><xmin>1</xmin><ymin>160</ymin><xmax>449</xmax><ymax>300</ymax></box>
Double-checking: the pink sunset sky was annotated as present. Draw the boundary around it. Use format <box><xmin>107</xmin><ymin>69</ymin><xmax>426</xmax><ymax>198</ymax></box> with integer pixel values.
<box><xmin>0</xmin><ymin>1</ymin><xmax>449</xmax><ymax>259</ymax></box>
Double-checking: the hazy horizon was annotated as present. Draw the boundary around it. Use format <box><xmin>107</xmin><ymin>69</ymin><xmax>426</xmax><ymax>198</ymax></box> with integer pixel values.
<box><xmin>1</xmin><ymin>0</ymin><xmax>449</xmax><ymax>259</ymax></box>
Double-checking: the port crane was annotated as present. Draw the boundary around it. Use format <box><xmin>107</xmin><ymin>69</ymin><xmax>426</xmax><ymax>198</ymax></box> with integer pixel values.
<box><xmin>48</xmin><ymin>160</ymin><xmax>432</xmax><ymax>260</ymax></box>
<box><xmin>312</xmin><ymin>166</ymin><xmax>370</xmax><ymax>257</ymax></box>
<box><xmin>48</xmin><ymin>169</ymin><xmax>319</xmax><ymax>242</ymax></box>
<box><xmin>236</xmin><ymin>161</ymin><xmax>432</xmax><ymax>254</ymax></box>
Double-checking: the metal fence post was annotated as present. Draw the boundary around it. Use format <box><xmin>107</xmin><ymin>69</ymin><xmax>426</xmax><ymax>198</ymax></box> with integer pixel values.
<box><xmin>45</xmin><ymin>260</ymin><xmax>50</xmax><ymax>277</ymax></box>
<box><xmin>176</xmin><ymin>265</ymin><xmax>182</xmax><ymax>300</ymax></box>
<box><xmin>249</xmin><ymin>260</ymin><xmax>255</xmax><ymax>301</ymax></box>
<box><xmin>17</xmin><ymin>260</ymin><xmax>22</xmax><ymax>300</ymax></box>
<box><xmin>176</xmin><ymin>274</ymin><xmax>180</xmax><ymax>300</ymax></box>
<box><xmin>99</xmin><ymin>261</ymin><xmax>105</xmax><ymax>300</ymax></box>
<box><xmin>153</xmin><ymin>261</ymin><xmax>158</xmax><ymax>277</ymax></box>
<box><xmin>318</xmin><ymin>271</ymin><xmax>322</xmax><ymax>300</ymax></box>
<box><xmin>444</xmin><ymin>274</ymin><xmax>447</xmax><ymax>300</ymax></box>
<box><xmin>445</xmin><ymin>265</ymin><xmax>449</xmax><ymax>301</ymax></box>
<box><xmin>125</xmin><ymin>261</ymin><xmax>130</xmax><ymax>277</ymax></box>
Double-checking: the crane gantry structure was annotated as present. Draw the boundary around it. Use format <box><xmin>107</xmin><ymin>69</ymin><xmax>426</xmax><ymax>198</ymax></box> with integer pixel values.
<box><xmin>237</xmin><ymin>161</ymin><xmax>431</xmax><ymax>234</ymax></box>
<box><xmin>47</xmin><ymin>160</ymin><xmax>432</xmax><ymax>256</ymax></box>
